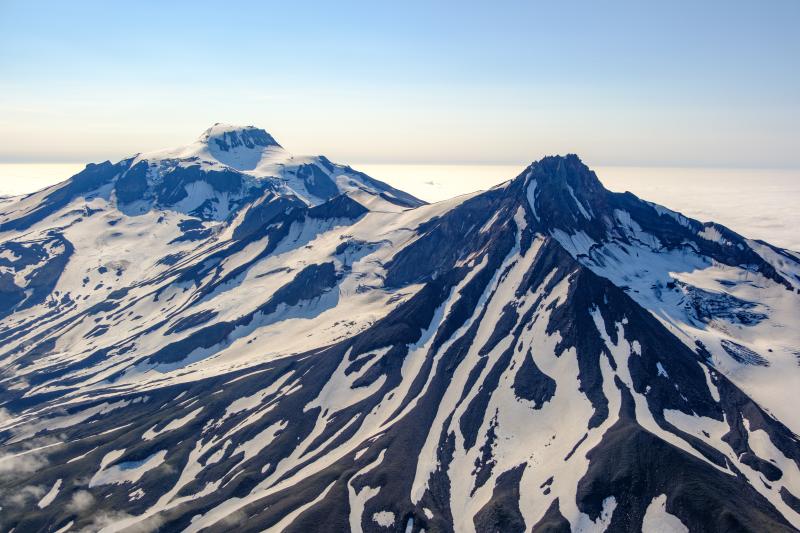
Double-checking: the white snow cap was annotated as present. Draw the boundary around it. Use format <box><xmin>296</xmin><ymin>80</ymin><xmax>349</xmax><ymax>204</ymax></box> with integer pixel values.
<box><xmin>199</xmin><ymin>123</ymin><xmax>281</xmax><ymax>151</ymax></box>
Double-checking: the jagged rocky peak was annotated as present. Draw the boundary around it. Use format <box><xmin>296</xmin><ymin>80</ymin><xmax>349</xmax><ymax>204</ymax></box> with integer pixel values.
<box><xmin>526</xmin><ymin>154</ymin><xmax>602</xmax><ymax>189</ymax></box>
<box><xmin>520</xmin><ymin>154</ymin><xmax>607</xmax><ymax>232</ymax></box>
<box><xmin>519</xmin><ymin>154</ymin><xmax>799</xmax><ymax>291</ymax></box>
<box><xmin>198</xmin><ymin>123</ymin><xmax>282</xmax><ymax>152</ymax></box>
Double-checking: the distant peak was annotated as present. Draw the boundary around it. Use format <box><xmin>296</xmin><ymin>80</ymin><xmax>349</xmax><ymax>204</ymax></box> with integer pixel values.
<box><xmin>199</xmin><ymin>123</ymin><xmax>282</xmax><ymax>152</ymax></box>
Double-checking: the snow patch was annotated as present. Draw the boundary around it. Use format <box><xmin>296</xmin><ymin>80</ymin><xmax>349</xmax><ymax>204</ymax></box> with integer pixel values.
<box><xmin>37</xmin><ymin>478</ymin><xmax>61</xmax><ymax>508</ymax></box>
<box><xmin>90</xmin><ymin>450</ymin><xmax>167</xmax><ymax>487</ymax></box>
<box><xmin>373</xmin><ymin>511</ymin><xmax>395</xmax><ymax>528</ymax></box>
<box><xmin>642</xmin><ymin>494</ymin><xmax>688</xmax><ymax>532</ymax></box>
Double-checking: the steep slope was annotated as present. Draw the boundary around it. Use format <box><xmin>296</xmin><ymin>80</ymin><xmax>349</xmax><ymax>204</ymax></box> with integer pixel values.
<box><xmin>0</xmin><ymin>142</ymin><xmax>798</xmax><ymax>533</ymax></box>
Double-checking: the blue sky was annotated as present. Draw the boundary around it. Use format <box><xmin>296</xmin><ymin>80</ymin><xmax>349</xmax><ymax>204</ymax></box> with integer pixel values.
<box><xmin>1</xmin><ymin>0</ymin><xmax>798</xmax><ymax>167</ymax></box>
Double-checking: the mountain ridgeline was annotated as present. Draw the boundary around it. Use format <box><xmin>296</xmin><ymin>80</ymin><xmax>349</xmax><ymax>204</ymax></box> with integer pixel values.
<box><xmin>0</xmin><ymin>126</ymin><xmax>799</xmax><ymax>533</ymax></box>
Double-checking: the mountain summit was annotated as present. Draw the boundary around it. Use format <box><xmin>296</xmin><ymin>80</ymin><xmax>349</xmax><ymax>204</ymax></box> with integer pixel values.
<box><xmin>0</xmin><ymin>135</ymin><xmax>799</xmax><ymax>532</ymax></box>
<box><xmin>199</xmin><ymin>123</ymin><xmax>283</xmax><ymax>151</ymax></box>
<box><xmin>0</xmin><ymin>125</ymin><xmax>423</xmax><ymax>231</ymax></box>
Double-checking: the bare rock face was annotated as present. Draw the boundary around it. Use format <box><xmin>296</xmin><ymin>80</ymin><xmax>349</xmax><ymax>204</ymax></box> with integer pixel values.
<box><xmin>1</xmin><ymin>135</ymin><xmax>799</xmax><ymax>533</ymax></box>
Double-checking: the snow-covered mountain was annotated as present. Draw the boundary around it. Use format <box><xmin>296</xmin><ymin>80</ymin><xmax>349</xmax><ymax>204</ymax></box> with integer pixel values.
<box><xmin>1</xmin><ymin>128</ymin><xmax>799</xmax><ymax>533</ymax></box>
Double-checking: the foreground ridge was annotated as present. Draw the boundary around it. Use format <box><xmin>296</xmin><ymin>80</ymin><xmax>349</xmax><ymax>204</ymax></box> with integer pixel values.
<box><xmin>1</xmin><ymin>130</ymin><xmax>799</xmax><ymax>532</ymax></box>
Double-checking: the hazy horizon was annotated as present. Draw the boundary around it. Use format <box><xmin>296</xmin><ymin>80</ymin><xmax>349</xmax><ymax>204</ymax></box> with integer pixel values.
<box><xmin>2</xmin><ymin>160</ymin><xmax>798</xmax><ymax>251</ymax></box>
